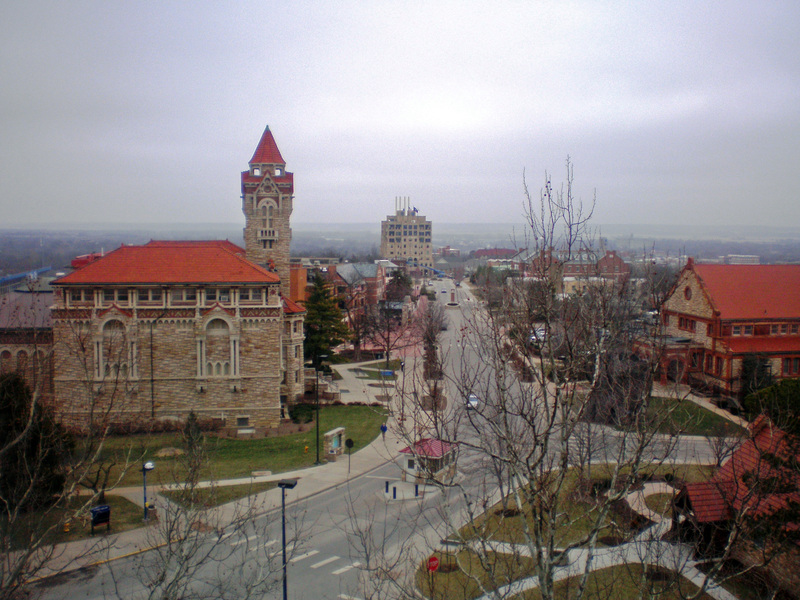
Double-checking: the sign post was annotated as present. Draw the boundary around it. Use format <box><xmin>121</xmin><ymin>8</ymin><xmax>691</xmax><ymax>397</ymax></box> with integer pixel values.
<box><xmin>427</xmin><ymin>555</ymin><xmax>439</xmax><ymax>598</ymax></box>
<box><xmin>427</xmin><ymin>556</ymin><xmax>439</xmax><ymax>572</ymax></box>
<box><xmin>345</xmin><ymin>438</ymin><xmax>354</xmax><ymax>474</ymax></box>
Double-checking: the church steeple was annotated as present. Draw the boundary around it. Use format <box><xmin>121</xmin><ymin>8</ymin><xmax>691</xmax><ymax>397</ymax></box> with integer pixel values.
<box><xmin>242</xmin><ymin>126</ymin><xmax>294</xmax><ymax>297</ymax></box>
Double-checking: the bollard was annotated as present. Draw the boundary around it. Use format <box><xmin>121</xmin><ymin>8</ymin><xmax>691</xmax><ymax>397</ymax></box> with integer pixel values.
<box><xmin>392</xmin><ymin>486</ymin><xmax>397</xmax><ymax>499</ymax></box>
<box><xmin>385</xmin><ymin>481</ymin><xmax>389</xmax><ymax>493</ymax></box>
<box><xmin>415</xmin><ymin>484</ymin><xmax>419</xmax><ymax>497</ymax></box>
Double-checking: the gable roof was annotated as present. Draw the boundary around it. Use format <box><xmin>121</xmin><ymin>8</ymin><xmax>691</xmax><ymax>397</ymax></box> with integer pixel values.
<box><xmin>335</xmin><ymin>263</ymin><xmax>379</xmax><ymax>285</ymax></box>
<box><xmin>249</xmin><ymin>125</ymin><xmax>285</xmax><ymax>164</ymax></box>
<box><xmin>682</xmin><ymin>416</ymin><xmax>800</xmax><ymax>524</ymax></box>
<box><xmin>399</xmin><ymin>438</ymin><xmax>457</xmax><ymax>458</ymax></box>
<box><xmin>54</xmin><ymin>241</ymin><xmax>280</xmax><ymax>285</ymax></box>
<box><xmin>282</xmin><ymin>297</ymin><xmax>305</xmax><ymax>314</ymax></box>
<box><xmin>689</xmin><ymin>262</ymin><xmax>800</xmax><ymax>320</ymax></box>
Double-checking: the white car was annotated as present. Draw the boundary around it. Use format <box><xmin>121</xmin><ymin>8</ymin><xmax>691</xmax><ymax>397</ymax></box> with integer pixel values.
<box><xmin>466</xmin><ymin>393</ymin><xmax>479</xmax><ymax>410</ymax></box>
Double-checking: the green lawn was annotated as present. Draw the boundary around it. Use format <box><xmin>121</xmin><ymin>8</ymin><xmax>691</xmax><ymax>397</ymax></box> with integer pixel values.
<box><xmin>417</xmin><ymin>555</ymin><xmax>715</xmax><ymax>600</ymax></box>
<box><xmin>646</xmin><ymin>397</ymin><xmax>746</xmax><ymax>437</ymax></box>
<box><xmin>89</xmin><ymin>404</ymin><xmax>387</xmax><ymax>488</ymax></box>
<box><xmin>459</xmin><ymin>464</ymin><xmax>715</xmax><ymax>547</ymax></box>
<box><xmin>6</xmin><ymin>494</ymin><xmax>146</xmax><ymax>550</ymax></box>
<box><xmin>348</xmin><ymin>359</ymin><xmax>403</xmax><ymax>380</ymax></box>
<box><xmin>160</xmin><ymin>481</ymin><xmax>278</xmax><ymax>508</ymax></box>
<box><xmin>644</xmin><ymin>492</ymin><xmax>675</xmax><ymax>519</ymax></box>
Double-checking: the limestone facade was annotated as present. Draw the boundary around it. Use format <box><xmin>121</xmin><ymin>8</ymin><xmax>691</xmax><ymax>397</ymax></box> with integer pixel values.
<box><xmin>51</xmin><ymin>242</ymin><xmax>304</xmax><ymax>429</ymax></box>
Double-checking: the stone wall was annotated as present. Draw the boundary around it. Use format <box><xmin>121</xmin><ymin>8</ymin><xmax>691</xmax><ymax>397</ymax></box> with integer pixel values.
<box><xmin>53</xmin><ymin>308</ymin><xmax>284</xmax><ymax>429</ymax></box>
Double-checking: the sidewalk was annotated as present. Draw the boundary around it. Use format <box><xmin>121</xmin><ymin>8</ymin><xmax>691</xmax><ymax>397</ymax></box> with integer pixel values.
<box><xmin>35</xmin><ymin>358</ymin><xmax>410</xmax><ymax>580</ymax></box>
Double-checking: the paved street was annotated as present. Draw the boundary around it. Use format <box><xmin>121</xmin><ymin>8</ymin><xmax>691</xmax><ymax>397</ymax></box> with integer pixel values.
<box><xmin>32</xmin><ymin>278</ymin><xmax>739</xmax><ymax>600</ymax></box>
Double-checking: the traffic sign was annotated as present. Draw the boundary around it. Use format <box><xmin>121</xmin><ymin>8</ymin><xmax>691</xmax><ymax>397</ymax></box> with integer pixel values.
<box><xmin>427</xmin><ymin>556</ymin><xmax>439</xmax><ymax>572</ymax></box>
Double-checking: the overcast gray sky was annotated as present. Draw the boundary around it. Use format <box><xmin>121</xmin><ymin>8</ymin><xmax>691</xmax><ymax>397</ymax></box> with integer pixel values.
<box><xmin>2</xmin><ymin>1</ymin><xmax>799</xmax><ymax>228</ymax></box>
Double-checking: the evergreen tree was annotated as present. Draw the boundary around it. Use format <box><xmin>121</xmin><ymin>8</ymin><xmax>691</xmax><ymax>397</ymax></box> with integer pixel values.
<box><xmin>303</xmin><ymin>273</ymin><xmax>350</xmax><ymax>365</ymax></box>
<box><xmin>0</xmin><ymin>373</ymin><xmax>70</xmax><ymax>512</ymax></box>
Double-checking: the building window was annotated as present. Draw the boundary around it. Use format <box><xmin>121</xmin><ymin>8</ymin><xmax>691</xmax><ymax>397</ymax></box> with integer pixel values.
<box><xmin>744</xmin><ymin>325</ymin><xmax>753</xmax><ymax>335</ymax></box>
<box><xmin>236</xmin><ymin>416</ymin><xmax>250</xmax><ymax>427</ymax></box>
<box><xmin>171</xmin><ymin>288</ymin><xmax>197</xmax><ymax>305</ymax></box>
<box><xmin>100</xmin><ymin>319</ymin><xmax>135</xmax><ymax>380</ymax></box>
<box><xmin>784</xmin><ymin>358</ymin><xmax>800</xmax><ymax>375</ymax></box>
<box><xmin>733</xmin><ymin>325</ymin><xmax>741</xmax><ymax>336</ymax></box>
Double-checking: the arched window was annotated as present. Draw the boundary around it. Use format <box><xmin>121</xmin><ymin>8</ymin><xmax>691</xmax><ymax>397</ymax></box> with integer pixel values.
<box><xmin>206</xmin><ymin>319</ymin><xmax>229</xmax><ymax>335</ymax></box>
<box><xmin>199</xmin><ymin>319</ymin><xmax>239</xmax><ymax>378</ymax></box>
<box><xmin>98</xmin><ymin>319</ymin><xmax>137</xmax><ymax>381</ymax></box>
<box><xmin>0</xmin><ymin>350</ymin><xmax>12</xmax><ymax>374</ymax></box>
<box><xmin>16</xmin><ymin>350</ymin><xmax>28</xmax><ymax>373</ymax></box>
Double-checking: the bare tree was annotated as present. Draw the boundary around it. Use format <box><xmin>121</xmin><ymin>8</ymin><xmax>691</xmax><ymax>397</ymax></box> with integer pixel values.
<box><xmin>347</xmin><ymin>160</ymin><xmax>720</xmax><ymax>600</ymax></box>
<box><xmin>110</xmin><ymin>414</ymin><xmax>307</xmax><ymax>600</ymax></box>
<box><xmin>0</xmin><ymin>283</ymin><xmax>139</xmax><ymax>600</ymax></box>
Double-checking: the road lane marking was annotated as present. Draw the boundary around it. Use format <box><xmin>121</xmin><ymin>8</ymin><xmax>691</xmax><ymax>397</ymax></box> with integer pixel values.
<box><xmin>268</xmin><ymin>542</ymin><xmax>294</xmax><ymax>558</ymax></box>
<box><xmin>332</xmin><ymin>562</ymin><xmax>361</xmax><ymax>575</ymax></box>
<box><xmin>310</xmin><ymin>556</ymin><xmax>339</xmax><ymax>569</ymax></box>
<box><xmin>231</xmin><ymin>534</ymin><xmax>258</xmax><ymax>547</ymax></box>
<box><xmin>290</xmin><ymin>549</ymin><xmax>320</xmax><ymax>563</ymax></box>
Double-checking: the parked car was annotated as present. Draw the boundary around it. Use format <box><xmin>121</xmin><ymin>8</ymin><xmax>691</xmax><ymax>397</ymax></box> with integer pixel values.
<box><xmin>466</xmin><ymin>393</ymin><xmax>479</xmax><ymax>410</ymax></box>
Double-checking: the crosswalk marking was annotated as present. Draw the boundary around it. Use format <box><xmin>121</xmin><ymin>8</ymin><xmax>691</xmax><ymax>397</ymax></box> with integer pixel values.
<box><xmin>290</xmin><ymin>549</ymin><xmax>320</xmax><ymax>564</ymax></box>
<box><xmin>337</xmin><ymin>595</ymin><xmax>362</xmax><ymax>600</ymax></box>
<box><xmin>332</xmin><ymin>562</ymin><xmax>361</xmax><ymax>575</ymax></box>
<box><xmin>262</xmin><ymin>539</ymin><xmax>277</xmax><ymax>548</ymax></box>
<box><xmin>310</xmin><ymin>556</ymin><xmax>339</xmax><ymax>569</ymax></box>
<box><xmin>231</xmin><ymin>534</ymin><xmax>258</xmax><ymax>547</ymax></box>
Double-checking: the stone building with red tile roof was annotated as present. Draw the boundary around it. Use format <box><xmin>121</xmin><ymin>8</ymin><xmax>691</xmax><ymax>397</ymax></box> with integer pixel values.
<box><xmin>51</xmin><ymin>240</ymin><xmax>305</xmax><ymax>430</ymax></box>
<box><xmin>659</xmin><ymin>259</ymin><xmax>800</xmax><ymax>397</ymax></box>
<box><xmin>2</xmin><ymin>127</ymin><xmax>306</xmax><ymax>432</ymax></box>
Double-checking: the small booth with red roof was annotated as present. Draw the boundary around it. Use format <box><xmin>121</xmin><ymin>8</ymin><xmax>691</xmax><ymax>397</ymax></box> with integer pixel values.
<box><xmin>398</xmin><ymin>438</ymin><xmax>458</xmax><ymax>484</ymax></box>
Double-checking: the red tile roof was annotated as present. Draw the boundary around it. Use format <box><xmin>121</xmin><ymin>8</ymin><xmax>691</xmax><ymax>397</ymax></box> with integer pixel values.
<box><xmin>399</xmin><ymin>438</ymin><xmax>457</xmax><ymax>458</ymax></box>
<box><xmin>54</xmin><ymin>241</ymin><xmax>279</xmax><ymax>285</ymax></box>
<box><xmin>683</xmin><ymin>416</ymin><xmax>800</xmax><ymax>524</ymax></box>
<box><xmin>725</xmin><ymin>336</ymin><xmax>800</xmax><ymax>354</ymax></box>
<box><xmin>249</xmin><ymin>126</ymin><xmax>285</xmax><ymax>164</ymax></box>
<box><xmin>691</xmin><ymin>263</ymin><xmax>800</xmax><ymax>320</ymax></box>
<box><xmin>282</xmin><ymin>297</ymin><xmax>305</xmax><ymax>314</ymax></box>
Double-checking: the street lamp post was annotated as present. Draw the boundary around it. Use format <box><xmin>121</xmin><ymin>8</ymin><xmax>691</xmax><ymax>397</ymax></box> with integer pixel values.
<box><xmin>314</xmin><ymin>354</ymin><xmax>327</xmax><ymax>465</ymax></box>
<box><xmin>141</xmin><ymin>461</ymin><xmax>155</xmax><ymax>520</ymax></box>
<box><xmin>278</xmin><ymin>479</ymin><xmax>297</xmax><ymax>600</ymax></box>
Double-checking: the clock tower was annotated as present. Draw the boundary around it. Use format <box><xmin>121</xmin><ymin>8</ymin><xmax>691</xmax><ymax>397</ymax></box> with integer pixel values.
<box><xmin>242</xmin><ymin>126</ymin><xmax>293</xmax><ymax>297</ymax></box>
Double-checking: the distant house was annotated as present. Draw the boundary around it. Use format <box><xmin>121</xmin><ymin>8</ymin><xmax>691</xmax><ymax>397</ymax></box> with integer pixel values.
<box><xmin>326</xmin><ymin>262</ymin><xmax>386</xmax><ymax>312</ymax></box>
<box><xmin>0</xmin><ymin>283</ymin><xmax>54</xmax><ymax>400</ymax></box>
<box><xmin>522</xmin><ymin>248</ymin><xmax>631</xmax><ymax>295</ymax></box>
<box><xmin>659</xmin><ymin>260</ymin><xmax>800</xmax><ymax>397</ymax></box>
<box><xmin>674</xmin><ymin>416</ymin><xmax>800</xmax><ymax>593</ymax></box>
<box><xmin>472</xmin><ymin>248</ymin><xmax>521</xmax><ymax>260</ymax></box>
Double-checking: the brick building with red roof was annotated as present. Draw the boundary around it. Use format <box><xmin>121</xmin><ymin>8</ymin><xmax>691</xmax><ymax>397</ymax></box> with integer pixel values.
<box><xmin>658</xmin><ymin>259</ymin><xmax>800</xmax><ymax>398</ymax></box>
<box><xmin>41</xmin><ymin>127</ymin><xmax>306</xmax><ymax>431</ymax></box>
